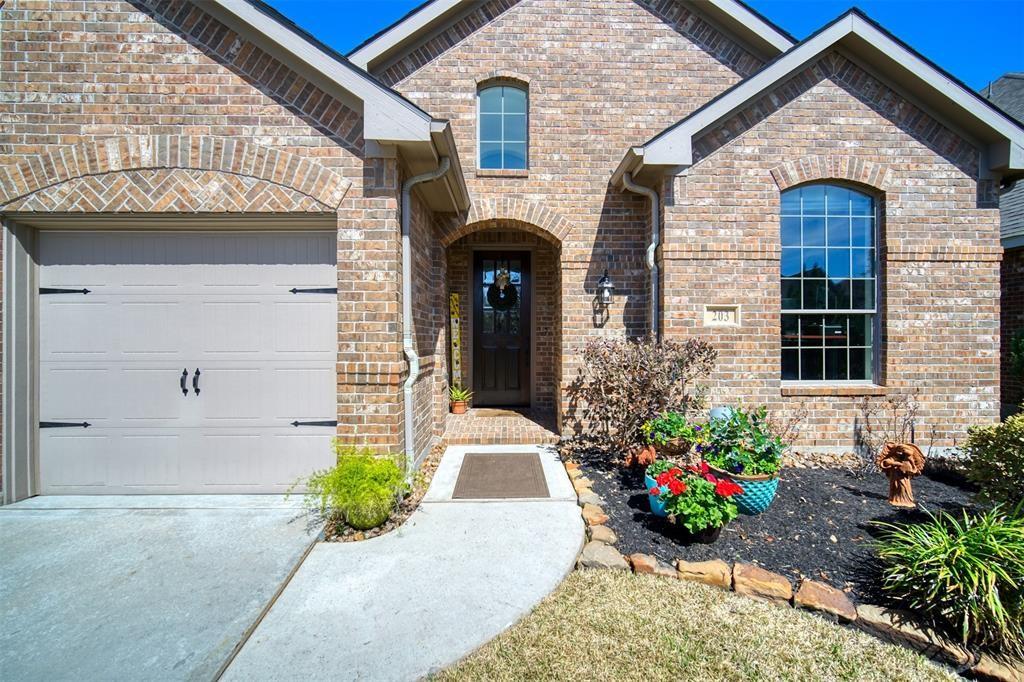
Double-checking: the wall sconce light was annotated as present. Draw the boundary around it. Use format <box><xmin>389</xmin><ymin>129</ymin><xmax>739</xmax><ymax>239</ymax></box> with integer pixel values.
<box><xmin>597</xmin><ymin>269</ymin><xmax>615</xmax><ymax>307</ymax></box>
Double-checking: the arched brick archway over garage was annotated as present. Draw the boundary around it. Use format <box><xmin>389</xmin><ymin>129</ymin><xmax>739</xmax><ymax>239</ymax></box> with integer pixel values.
<box><xmin>0</xmin><ymin>136</ymin><xmax>352</xmax><ymax>211</ymax></box>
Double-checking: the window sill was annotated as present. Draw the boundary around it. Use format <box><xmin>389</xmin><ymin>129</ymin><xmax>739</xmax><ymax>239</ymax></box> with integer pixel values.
<box><xmin>781</xmin><ymin>382</ymin><xmax>886</xmax><ymax>397</ymax></box>
<box><xmin>475</xmin><ymin>169</ymin><xmax>529</xmax><ymax>178</ymax></box>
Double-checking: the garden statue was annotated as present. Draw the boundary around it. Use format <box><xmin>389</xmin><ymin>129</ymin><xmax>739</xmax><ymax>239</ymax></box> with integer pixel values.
<box><xmin>875</xmin><ymin>441</ymin><xmax>926</xmax><ymax>508</ymax></box>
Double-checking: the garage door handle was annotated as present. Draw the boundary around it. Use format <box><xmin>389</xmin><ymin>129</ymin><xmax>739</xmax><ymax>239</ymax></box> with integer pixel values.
<box><xmin>192</xmin><ymin>368</ymin><xmax>201</xmax><ymax>396</ymax></box>
<box><xmin>180</xmin><ymin>369</ymin><xmax>188</xmax><ymax>396</ymax></box>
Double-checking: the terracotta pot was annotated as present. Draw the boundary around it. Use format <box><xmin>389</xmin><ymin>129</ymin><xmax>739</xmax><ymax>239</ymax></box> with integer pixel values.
<box><xmin>626</xmin><ymin>445</ymin><xmax>657</xmax><ymax>468</ymax></box>
<box><xmin>450</xmin><ymin>400</ymin><xmax>468</xmax><ymax>415</ymax></box>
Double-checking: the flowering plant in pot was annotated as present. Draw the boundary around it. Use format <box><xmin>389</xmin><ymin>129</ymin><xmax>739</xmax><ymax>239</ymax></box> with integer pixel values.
<box><xmin>449</xmin><ymin>384</ymin><xmax>472</xmax><ymax>415</ymax></box>
<box><xmin>644</xmin><ymin>459</ymin><xmax>673</xmax><ymax>517</ymax></box>
<box><xmin>650</xmin><ymin>462</ymin><xmax>743</xmax><ymax>542</ymax></box>
<box><xmin>702</xmin><ymin>406</ymin><xmax>784</xmax><ymax>515</ymax></box>
<box><xmin>641</xmin><ymin>412</ymin><xmax>705</xmax><ymax>462</ymax></box>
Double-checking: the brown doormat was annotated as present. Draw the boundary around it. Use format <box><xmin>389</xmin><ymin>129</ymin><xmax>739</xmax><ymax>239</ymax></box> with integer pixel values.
<box><xmin>452</xmin><ymin>453</ymin><xmax>550</xmax><ymax>499</ymax></box>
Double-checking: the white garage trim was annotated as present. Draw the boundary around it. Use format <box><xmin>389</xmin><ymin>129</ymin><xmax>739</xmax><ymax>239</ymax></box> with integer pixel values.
<box><xmin>2</xmin><ymin>220</ymin><xmax>39</xmax><ymax>504</ymax></box>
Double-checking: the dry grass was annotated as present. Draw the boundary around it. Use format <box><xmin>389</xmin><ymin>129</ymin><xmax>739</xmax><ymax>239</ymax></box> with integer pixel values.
<box><xmin>437</xmin><ymin>571</ymin><xmax>955</xmax><ymax>682</ymax></box>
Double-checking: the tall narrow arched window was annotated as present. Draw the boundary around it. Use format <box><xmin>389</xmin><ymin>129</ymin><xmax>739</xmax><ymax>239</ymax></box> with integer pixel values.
<box><xmin>478</xmin><ymin>84</ymin><xmax>528</xmax><ymax>170</ymax></box>
<box><xmin>780</xmin><ymin>184</ymin><xmax>877</xmax><ymax>382</ymax></box>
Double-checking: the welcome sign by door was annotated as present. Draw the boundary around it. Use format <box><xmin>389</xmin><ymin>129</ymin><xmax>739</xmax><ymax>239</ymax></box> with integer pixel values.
<box><xmin>450</xmin><ymin>292</ymin><xmax>462</xmax><ymax>387</ymax></box>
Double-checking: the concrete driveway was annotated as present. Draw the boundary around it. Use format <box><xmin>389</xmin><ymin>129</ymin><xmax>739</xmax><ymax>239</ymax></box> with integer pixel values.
<box><xmin>0</xmin><ymin>496</ymin><xmax>317</xmax><ymax>682</ymax></box>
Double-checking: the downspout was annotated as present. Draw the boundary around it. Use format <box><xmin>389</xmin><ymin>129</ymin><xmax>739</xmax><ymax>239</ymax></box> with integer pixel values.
<box><xmin>622</xmin><ymin>172</ymin><xmax>660</xmax><ymax>339</ymax></box>
<box><xmin>401</xmin><ymin>156</ymin><xmax>450</xmax><ymax>468</ymax></box>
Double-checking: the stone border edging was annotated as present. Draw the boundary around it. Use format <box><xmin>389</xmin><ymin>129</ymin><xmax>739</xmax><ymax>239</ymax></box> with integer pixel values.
<box><xmin>562</xmin><ymin>459</ymin><xmax>1023</xmax><ymax>682</ymax></box>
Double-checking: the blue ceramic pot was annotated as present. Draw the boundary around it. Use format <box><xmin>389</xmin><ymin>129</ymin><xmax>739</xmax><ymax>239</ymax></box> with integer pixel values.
<box><xmin>708</xmin><ymin>464</ymin><xmax>780</xmax><ymax>515</ymax></box>
<box><xmin>645</xmin><ymin>473</ymin><xmax>668</xmax><ymax>517</ymax></box>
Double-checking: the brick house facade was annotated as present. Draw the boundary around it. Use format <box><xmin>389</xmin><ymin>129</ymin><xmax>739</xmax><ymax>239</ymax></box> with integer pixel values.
<box><xmin>1</xmin><ymin>0</ymin><xmax>1022</xmax><ymax>501</ymax></box>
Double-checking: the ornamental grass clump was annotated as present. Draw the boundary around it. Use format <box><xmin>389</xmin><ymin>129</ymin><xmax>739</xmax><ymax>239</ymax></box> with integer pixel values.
<box><xmin>300</xmin><ymin>442</ymin><xmax>409</xmax><ymax>532</ymax></box>
<box><xmin>652</xmin><ymin>462</ymin><xmax>743</xmax><ymax>535</ymax></box>
<box><xmin>873</xmin><ymin>505</ymin><xmax>1024</xmax><ymax>657</ymax></box>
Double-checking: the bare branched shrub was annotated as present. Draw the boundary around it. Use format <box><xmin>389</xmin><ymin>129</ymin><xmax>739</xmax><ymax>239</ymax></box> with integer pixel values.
<box><xmin>565</xmin><ymin>336</ymin><xmax>716</xmax><ymax>457</ymax></box>
<box><xmin>854</xmin><ymin>390</ymin><xmax>921</xmax><ymax>471</ymax></box>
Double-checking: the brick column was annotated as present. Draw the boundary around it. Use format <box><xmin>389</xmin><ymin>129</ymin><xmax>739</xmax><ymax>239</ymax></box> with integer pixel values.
<box><xmin>335</xmin><ymin>156</ymin><xmax>406</xmax><ymax>451</ymax></box>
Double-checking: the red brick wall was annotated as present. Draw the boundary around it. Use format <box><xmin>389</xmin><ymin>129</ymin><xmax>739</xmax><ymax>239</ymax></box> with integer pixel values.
<box><xmin>382</xmin><ymin>0</ymin><xmax>766</xmax><ymax>427</ymax></box>
<box><xmin>0</xmin><ymin>1</ymin><xmax>416</xmax><ymax>457</ymax></box>
<box><xmin>664</xmin><ymin>53</ymin><xmax>1001</xmax><ymax>449</ymax></box>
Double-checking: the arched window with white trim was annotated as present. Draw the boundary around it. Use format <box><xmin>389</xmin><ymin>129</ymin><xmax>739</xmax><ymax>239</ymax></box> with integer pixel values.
<box><xmin>780</xmin><ymin>184</ymin><xmax>878</xmax><ymax>382</ymax></box>
<box><xmin>477</xmin><ymin>84</ymin><xmax>528</xmax><ymax>170</ymax></box>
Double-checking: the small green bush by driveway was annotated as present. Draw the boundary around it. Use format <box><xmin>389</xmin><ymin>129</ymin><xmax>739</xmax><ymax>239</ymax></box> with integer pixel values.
<box><xmin>964</xmin><ymin>414</ymin><xmax>1024</xmax><ymax>508</ymax></box>
<box><xmin>874</xmin><ymin>505</ymin><xmax>1024</xmax><ymax>657</ymax></box>
<box><xmin>437</xmin><ymin>571</ymin><xmax>954</xmax><ymax>682</ymax></box>
<box><xmin>299</xmin><ymin>443</ymin><xmax>408</xmax><ymax>532</ymax></box>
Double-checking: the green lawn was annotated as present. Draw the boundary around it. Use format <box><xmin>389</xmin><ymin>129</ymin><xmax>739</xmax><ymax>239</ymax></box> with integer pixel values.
<box><xmin>438</xmin><ymin>570</ymin><xmax>955</xmax><ymax>682</ymax></box>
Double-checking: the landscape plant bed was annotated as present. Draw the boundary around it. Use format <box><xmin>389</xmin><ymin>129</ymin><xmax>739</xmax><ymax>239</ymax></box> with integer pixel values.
<box><xmin>322</xmin><ymin>443</ymin><xmax>445</xmax><ymax>542</ymax></box>
<box><xmin>576</xmin><ymin>455</ymin><xmax>976</xmax><ymax>598</ymax></box>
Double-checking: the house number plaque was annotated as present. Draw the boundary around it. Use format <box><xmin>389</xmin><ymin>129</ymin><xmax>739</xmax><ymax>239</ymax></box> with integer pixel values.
<box><xmin>704</xmin><ymin>305</ymin><xmax>740</xmax><ymax>327</ymax></box>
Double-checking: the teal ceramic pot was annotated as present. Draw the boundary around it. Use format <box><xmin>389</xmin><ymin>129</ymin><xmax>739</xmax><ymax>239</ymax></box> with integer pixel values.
<box><xmin>644</xmin><ymin>473</ymin><xmax>668</xmax><ymax>517</ymax></box>
<box><xmin>708</xmin><ymin>464</ymin><xmax>780</xmax><ymax>516</ymax></box>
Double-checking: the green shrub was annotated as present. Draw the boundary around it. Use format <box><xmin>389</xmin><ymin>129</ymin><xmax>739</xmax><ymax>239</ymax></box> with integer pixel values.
<box><xmin>702</xmin><ymin>406</ymin><xmax>785</xmax><ymax>477</ymax></box>
<box><xmin>963</xmin><ymin>414</ymin><xmax>1024</xmax><ymax>508</ymax></box>
<box><xmin>641</xmin><ymin>412</ymin><xmax>703</xmax><ymax>447</ymax></box>
<box><xmin>873</xmin><ymin>505</ymin><xmax>1024</xmax><ymax>656</ymax></box>
<box><xmin>300</xmin><ymin>443</ymin><xmax>408</xmax><ymax>532</ymax></box>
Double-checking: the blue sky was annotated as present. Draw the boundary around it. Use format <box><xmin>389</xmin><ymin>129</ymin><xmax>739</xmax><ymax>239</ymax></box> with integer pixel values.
<box><xmin>266</xmin><ymin>0</ymin><xmax>1023</xmax><ymax>90</ymax></box>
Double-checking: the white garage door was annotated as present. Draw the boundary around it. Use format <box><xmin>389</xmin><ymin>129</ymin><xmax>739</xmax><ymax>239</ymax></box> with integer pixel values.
<box><xmin>38</xmin><ymin>231</ymin><xmax>338</xmax><ymax>494</ymax></box>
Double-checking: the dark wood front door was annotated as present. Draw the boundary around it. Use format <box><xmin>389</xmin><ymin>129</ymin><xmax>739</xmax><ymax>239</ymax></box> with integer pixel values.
<box><xmin>473</xmin><ymin>251</ymin><xmax>530</xmax><ymax>406</ymax></box>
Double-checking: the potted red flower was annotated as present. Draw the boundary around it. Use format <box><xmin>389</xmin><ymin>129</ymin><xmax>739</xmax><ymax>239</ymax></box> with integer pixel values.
<box><xmin>652</xmin><ymin>462</ymin><xmax>743</xmax><ymax>543</ymax></box>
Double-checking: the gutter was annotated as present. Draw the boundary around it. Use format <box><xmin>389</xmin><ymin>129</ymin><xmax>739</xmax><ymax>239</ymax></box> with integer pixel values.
<box><xmin>401</xmin><ymin>156</ymin><xmax>451</xmax><ymax>470</ymax></box>
<box><xmin>622</xmin><ymin>172</ymin><xmax>660</xmax><ymax>339</ymax></box>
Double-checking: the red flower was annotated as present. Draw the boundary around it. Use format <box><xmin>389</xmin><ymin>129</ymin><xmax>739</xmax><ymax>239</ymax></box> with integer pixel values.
<box><xmin>667</xmin><ymin>467</ymin><xmax>683</xmax><ymax>478</ymax></box>
<box><xmin>655</xmin><ymin>471</ymin><xmax>672</xmax><ymax>486</ymax></box>
<box><xmin>704</xmin><ymin>473</ymin><xmax>718</xmax><ymax>484</ymax></box>
<box><xmin>648</xmin><ymin>487</ymin><xmax>661</xmax><ymax>496</ymax></box>
<box><xmin>715</xmin><ymin>479</ymin><xmax>744</xmax><ymax>497</ymax></box>
<box><xmin>667</xmin><ymin>479</ymin><xmax>687</xmax><ymax>495</ymax></box>
<box><xmin>697</xmin><ymin>461</ymin><xmax>710</xmax><ymax>475</ymax></box>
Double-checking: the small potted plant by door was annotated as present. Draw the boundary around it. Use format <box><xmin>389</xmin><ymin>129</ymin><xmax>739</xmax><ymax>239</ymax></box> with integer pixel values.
<box><xmin>449</xmin><ymin>384</ymin><xmax>472</xmax><ymax>415</ymax></box>
<box><xmin>702</xmin><ymin>406</ymin><xmax>784</xmax><ymax>516</ymax></box>
<box><xmin>654</xmin><ymin>462</ymin><xmax>742</xmax><ymax>543</ymax></box>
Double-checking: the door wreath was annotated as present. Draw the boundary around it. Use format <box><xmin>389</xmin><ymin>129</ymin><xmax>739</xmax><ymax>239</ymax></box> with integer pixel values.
<box><xmin>486</xmin><ymin>268</ymin><xmax>518</xmax><ymax>311</ymax></box>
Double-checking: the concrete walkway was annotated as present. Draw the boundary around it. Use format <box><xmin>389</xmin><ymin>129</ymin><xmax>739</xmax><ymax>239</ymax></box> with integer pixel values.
<box><xmin>223</xmin><ymin>445</ymin><xmax>584</xmax><ymax>681</ymax></box>
<box><xmin>0</xmin><ymin>496</ymin><xmax>316</xmax><ymax>682</ymax></box>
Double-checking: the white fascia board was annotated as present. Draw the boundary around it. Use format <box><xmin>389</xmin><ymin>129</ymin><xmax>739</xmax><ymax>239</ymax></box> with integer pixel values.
<box><xmin>849</xmin><ymin>15</ymin><xmax>1024</xmax><ymax>164</ymax></box>
<box><xmin>705</xmin><ymin>0</ymin><xmax>795</xmax><ymax>54</ymax></box>
<box><xmin>349</xmin><ymin>0</ymin><xmax>464</xmax><ymax>69</ymax></box>
<box><xmin>642</xmin><ymin>12</ymin><xmax>1024</xmax><ymax>171</ymax></box>
<box><xmin>209</xmin><ymin>0</ymin><xmax>433</xmax><ymax>143</ymax></box>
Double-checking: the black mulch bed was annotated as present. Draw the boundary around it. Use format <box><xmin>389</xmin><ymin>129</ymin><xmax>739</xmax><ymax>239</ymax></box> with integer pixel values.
<box><xmin>578</xmin><ymin>456</ymin><xmax>976</xmax><ymax>600</ymax></box>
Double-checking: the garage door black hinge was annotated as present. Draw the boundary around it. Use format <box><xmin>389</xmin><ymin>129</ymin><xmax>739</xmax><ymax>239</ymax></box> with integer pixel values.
<box><xmin>40</xmin><ymin>287</ymin><xmax>90</xmax><ymax>295</ymax></box>
<box><xmin>289</xmin><ymin>287</ymin><xmax>337</xmax><ymax>294</ymax></box>
<box><xmin>290</xmin><ymin>420</ymin><xmax>338</xmax><ymax>427</ymax></box>
<box><xmin>40</xmin><ymin>421</ymin><xmax>91</xmax><ymax>429</ymax></box>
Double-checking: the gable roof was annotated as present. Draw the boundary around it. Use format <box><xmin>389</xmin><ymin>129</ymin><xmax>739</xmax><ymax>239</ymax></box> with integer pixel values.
<box><xmin>203</xmin><ymin>0</ymin><xmax>468</xmax><ymax>210</ymax></box>
<box><xmin>348</xmin><ymin>0</ymin><xmax>796</xmax><ymax>73</ymax></box>
<box><xmin>982</xmin><ymin>73</ymin><xmax>1024</xmax><ymax>124</ymax></box>
<box><xmin>614</xmin><ymin>9</ymin><xmax>1024</xmax><ymax>186</ymax></box>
